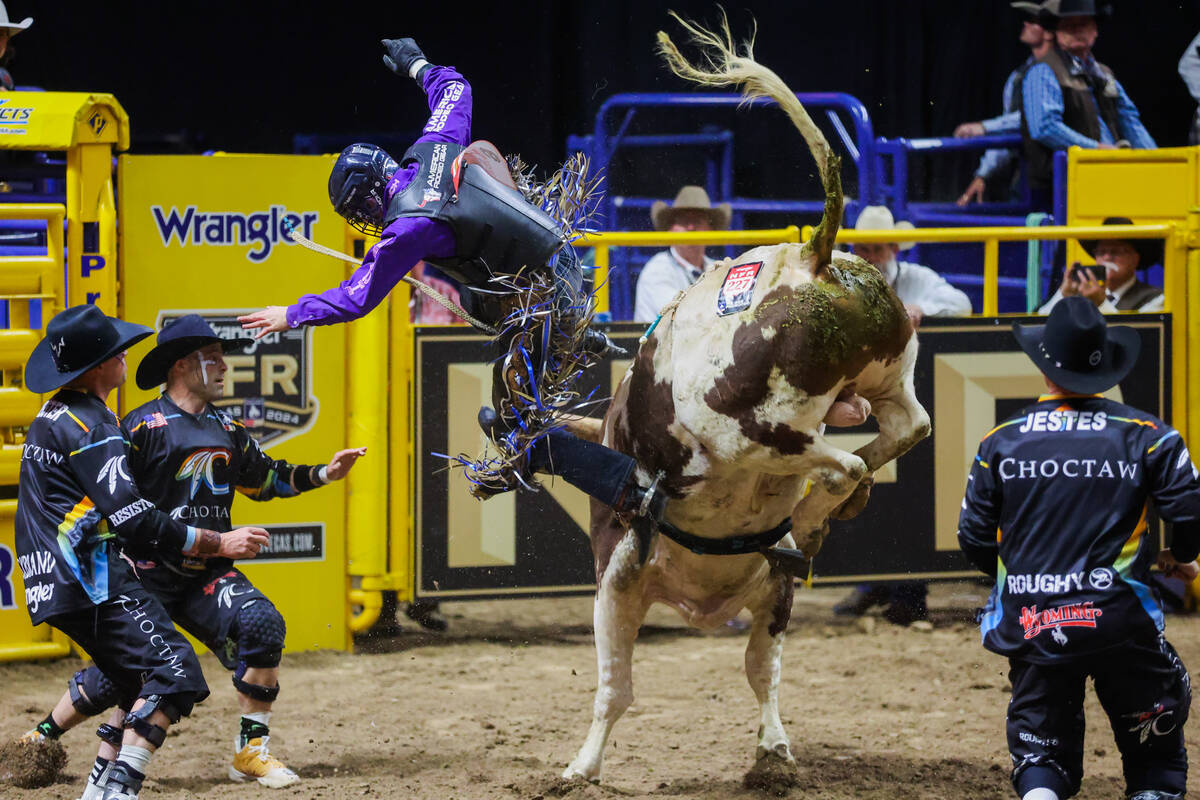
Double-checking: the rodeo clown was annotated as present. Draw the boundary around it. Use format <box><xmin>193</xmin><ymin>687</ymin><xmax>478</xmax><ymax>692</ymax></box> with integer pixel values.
<box><xmin>239</xmin><ymin>37</ymin><xmax>669</xmax><ymax>524</ymax></box>
<box><xmin>15</xmin><ymin>305</ymin><xmax>272</xmax><ymax>800</ymax></box>
<box><xmin>20</xmin><ymin>314</ymin><xmax>366</xmax><ymax>796</ymax></box>
<box><xmin>958</xmin><ymin>296</ymin><xmax>1200</xmax><ymax>800</ymax></box>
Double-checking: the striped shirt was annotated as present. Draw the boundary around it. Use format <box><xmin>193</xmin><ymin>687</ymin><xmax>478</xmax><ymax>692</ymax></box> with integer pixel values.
<box><xmin>1022</xmin><ymin>55</ymin><xmax>1155</xmax><ymax>150</ymax></box>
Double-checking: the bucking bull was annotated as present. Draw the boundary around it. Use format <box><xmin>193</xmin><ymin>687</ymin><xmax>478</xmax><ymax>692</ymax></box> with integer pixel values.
<box><xmin>562</xmin><ymin>16</ymin><xmax>931</xmax><ymax>783</ymax></box>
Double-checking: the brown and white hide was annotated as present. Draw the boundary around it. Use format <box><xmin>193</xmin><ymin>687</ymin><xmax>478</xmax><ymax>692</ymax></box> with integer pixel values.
<box><xmin>564</xmin><ymin>14</ymin><xmax>931</xmax><ymax>784</ymax></box>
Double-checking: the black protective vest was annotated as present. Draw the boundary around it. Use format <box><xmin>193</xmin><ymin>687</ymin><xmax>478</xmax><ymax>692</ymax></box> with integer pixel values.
<box><xmin>1019</xmin><ymin>47</ymin><xmax>1121</xmax><ymax>190</ymax></box>
<box><xmin>385</xmin><ymin>141</ymin><xmax>566</xmax><ymax>287</ymax></box>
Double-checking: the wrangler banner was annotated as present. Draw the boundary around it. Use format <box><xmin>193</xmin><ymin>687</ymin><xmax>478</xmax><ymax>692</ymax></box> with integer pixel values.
<box><xmin>117</xmin><ymin>154</ymin><xmax>350</xmax><ymax>653</ymax></box>
<box><xmin>413</xmin><ymin>315</ymin><xmax>1169</xmax><ymax>597</ymax></box>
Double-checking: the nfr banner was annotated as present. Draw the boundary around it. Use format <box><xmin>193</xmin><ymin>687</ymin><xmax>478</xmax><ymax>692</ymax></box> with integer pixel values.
<box><xmin>413</xmin><ymin>316</ymin><xmax>1169</xmax><ymax>597</ymax></box>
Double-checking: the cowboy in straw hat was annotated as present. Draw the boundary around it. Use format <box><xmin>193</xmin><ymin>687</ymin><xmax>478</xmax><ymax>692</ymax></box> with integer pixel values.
<box><xmin>634</xmin><ymin>185</ymin><xmax>731</xmax><ymax>322</ymax></box>
<box><xmin>19</xmin><ymin>313</ymin><xmax>367</xmax><ymax>795</ymax></box>
<box><xmin>16</xmin><ymin>305</ymin><xmax>270</xmax><ymax>800</ymax></box>
<box><xmin>960</xmin><ymin>295</ymin><xmax>1200</xmax><ymax>800</ymax></box>
<box><xmin>849</xmin><ymin>205</ymin><xmax>972</xmax><ymax>330</ymax></box>
<box><xmin>0</xmin><ymin>1</ymin><xmax>31</xmax><ymax>89</ymax></box>
<box><xmin>1039</xmin><ymin>216</ymin><xmax>1164</xmax><ymax>315</ymax></box>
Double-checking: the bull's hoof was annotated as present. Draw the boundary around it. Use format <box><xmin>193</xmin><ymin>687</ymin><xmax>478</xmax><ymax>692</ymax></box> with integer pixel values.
<box><xmin>560</xmin><ymin>764</ymin><xmax>601</xmax><ymax>784</ymax></box>
<box><xmin>831</xmin><ymin>475</ymin><xmax>874</xmax><ymax>521</ymax></box>
<box><xmin>744</xmin><ymin>749</ymin><xmax>799</xmax><ymax>796</ymax></box>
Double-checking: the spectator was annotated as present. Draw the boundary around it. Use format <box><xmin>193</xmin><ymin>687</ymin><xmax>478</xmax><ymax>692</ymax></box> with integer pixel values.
<box><xmin>633</xmin><ymin>185</ymin><xmax>730</xmax><ymax>323</ymax></box>
<box><xmin>1178</xmin><ymin>30</ymin><xmax>1200</xmax><ymax>144</ymax></box>
<box><xmin>849</xmin><ymin>205</ymin><xmax>973</xmax><ymax>331</ymax></box>
<box><xmin>956</xmin><ymin>1</ymin><xmax>1053</xmax><ymax>206</ymax></box>
<box><xmin>1020</xmin><ymin>0</ymin><xmax>1155</xmax><ymax>209</ymax></box>
<box><xmin>836</xmin><ymin>206</ymin><xmax>971</xmax><ymax>626</ymax></box>
<box><xmin>0</xmin><ymin>2</ymin><xmax>31</xmax><ymax>91</ymax></box>
<box><xmin>1038</xmin><ymin>216</ymin><xmax>1163</xmax><ymax>314</ymax></box>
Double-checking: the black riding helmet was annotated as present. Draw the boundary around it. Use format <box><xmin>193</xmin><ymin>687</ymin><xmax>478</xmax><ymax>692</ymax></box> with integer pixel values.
<box><xmin>328</xmin><ymin>143</ymin><xmax>399</xmax><ymax>236</ymax></box>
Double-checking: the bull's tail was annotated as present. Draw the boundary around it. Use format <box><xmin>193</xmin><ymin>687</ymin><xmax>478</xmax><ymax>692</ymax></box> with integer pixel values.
<box><xmin>656</xmin><ymin>12</ymin><xmax>843</xmax><ymax>271</ymax></box>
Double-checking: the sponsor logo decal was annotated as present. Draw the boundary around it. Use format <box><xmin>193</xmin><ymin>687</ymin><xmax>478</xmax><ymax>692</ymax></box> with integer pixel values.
<box><xmin>1088</xmin><ymin>567</ymin><xmax>1114</xmax><ymax>590</ymax></box>
<box><xmin>717</xmin><ymin>261</ymin><xmax>763</xmax><ymax>316</ymax></box>
<box><xmin>37</xmin><ymin>399</ymin><xmax>69</xmax><ymax>421</ymax></box>
<box><xmin>1006</xmin><ymin>572</ymin><xmax>1084</xmax><ymax>595</ymax></box>
<box><xmin>997</xmin><ymin>458</ymin><xmax>1137</xmax><ymax>481</ymax></box>
<box><xmin>22</xmin><ymin>443</ymin><xmax>64</xmax><ymax>467</ymax></box>
<box><xmin>97</xmin><ymin>454</ymin><xmax>131</xmax><ymax>494</ymax></box>
<box><xmin>151</xmin><ymin>205</ymin><xmax>319</xmax><ymax>263</ymax></box>
<box><xmin>425</xmin><ymin>83</ymin><xmax>464</xmax><ymax>133</ymax></box>
<box><xmin>16</xmin><ymin>550</ymin><xmax>55</xmax><ymax>577</ymax></box>
<box><xmin>109</xmin><ymin>498</ymin><xmax>153</xmax><ymax>526</ymax></box>
<box><xmin>1019</xmin><ymin>602</ymin><xmax>1102</xmax><ymax>641</ymax></box>
<box><xmin>176</xmin><ymin>448</ymin><xmax>231</xmax><ymax>498</ymax></box>
<box><xmin>0</xmin><ymin>99</ymin><xmax>33</xmax><ymax>135</ymax></box>
<box><xmin>159</xmin><ymin>311</ymin><xmax>319</xmax><ymax>446</ymax></box>
<box><xmin>168</xmin><ymin>504</ymin><xmax>231</xmax><ymax>522</ymax></box>
<box><xmin>1018</xmin><ymin>409</ymin><xmax>1107</xmax><ymax>433</ymax></box>
<box><xmin>24</xmin><ymin>582</ymin><xmax>53</xmax><ymax>614</ymax></box>
<box><xmin>1125</xmin><ymin>704</ymin><xmax>1178</xmax><ymax>744</ymax></box>
<box><xmin>116</xmin><ymin>594</ymin><xmax>190</xmax><ymax>678</ymax></box>
<box><xmin>256</xmin><ymin>523</ymin><xmax>325</xmax><ymax>562</ymax></box>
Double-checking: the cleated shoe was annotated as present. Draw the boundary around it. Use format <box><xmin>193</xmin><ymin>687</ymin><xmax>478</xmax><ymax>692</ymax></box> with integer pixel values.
<box><xmin>229</xmin><ymin>736</ymin><xmax>300</xmax><ymax>788</ymax></box>
<box><xmin>17</xmin><ymin>728</ymin><xmax>47</xmax><ymax>745</ymax></box>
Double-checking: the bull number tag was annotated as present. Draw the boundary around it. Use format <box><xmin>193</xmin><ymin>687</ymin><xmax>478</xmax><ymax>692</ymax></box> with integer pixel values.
<box><xmin>717</xmin><ymin>261</ymin><xmax>763</xmax><ymax>316</ymax></box>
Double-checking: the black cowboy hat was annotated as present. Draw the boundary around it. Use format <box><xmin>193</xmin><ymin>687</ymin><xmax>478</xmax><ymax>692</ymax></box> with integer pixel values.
<box><xmin>1013</xmin><ymin>296</ymin><xmax>1139</xmax><ymax>394</ymax></box>
<box><xmin>25</xmin><ymin>305</ymin><xmax>153</xmax><ymax>394</ymax></box>
<box><xmin>1079</xmin><ymin>216</ymin><xmax>1163</xmax><ymax>267</ymax></box>
<box><xmin>1037</xmin><ymin>0</ymin><xmax>1112</xmax><ymax>28</ymax></box>
<box><xmin>135</xmin><ymin>314</ymin><xmax>254</xmax><ymax>390</ymax></box>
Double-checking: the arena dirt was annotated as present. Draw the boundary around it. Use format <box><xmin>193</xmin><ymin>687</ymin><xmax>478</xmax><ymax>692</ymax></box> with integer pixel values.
<box><xmin>2</xmin><ymin>582</ymin><xmax>1197</xmax><ymax>799</ymax></box>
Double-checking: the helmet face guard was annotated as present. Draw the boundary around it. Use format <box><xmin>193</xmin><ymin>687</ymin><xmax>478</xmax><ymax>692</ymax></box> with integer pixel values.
<box><xmin>329</xmin><ymin>143</ymin><xmax>398</xmax><ymax>237</ymax></box>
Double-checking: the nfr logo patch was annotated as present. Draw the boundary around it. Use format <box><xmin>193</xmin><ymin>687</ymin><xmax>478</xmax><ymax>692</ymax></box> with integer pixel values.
<box><xmin>716</xmin><ymin>261</ymin><xmax>763</xmax><ymax>316</ymax></box>
<box><xmin>158</xmin><ymin>311</ymin><xmax>319</xmax><ymax>446</ymax></box>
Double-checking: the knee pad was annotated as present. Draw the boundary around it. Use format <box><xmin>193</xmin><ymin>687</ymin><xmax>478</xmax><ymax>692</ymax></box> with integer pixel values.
<box><xmin>69</xmin><ymin>668</ymin><xmax>117</xmax><ymax>717</ymax></box>
<box><xmin>235</xmin><ymin>599</ymin><xmax>286</xmax><ymax>668</ymax></box>
<box><xmin>95</xmin><ymin>723</ymin><xmax>123</xmax><ymax>747</ymax></box>
<box><xmin>123</xmin><ymin>694</ymin><xmax>181</xmax><ymax>748</ymax></box>
<box><xmin>1012</xmin><ymin>755</ymin><xmax>1077</xmax><ymax>799</ymax></box>
<box><xmin>232</xmin><ymin>662</ymin><xmax>280</xmax><ymax>703</ymax></box>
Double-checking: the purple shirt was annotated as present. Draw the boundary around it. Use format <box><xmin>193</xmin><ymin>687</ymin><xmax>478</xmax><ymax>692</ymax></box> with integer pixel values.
<box><xmin>287</xmin><ymin>66</ymin><xmax>473</xmax><ymax>327</ymax></box>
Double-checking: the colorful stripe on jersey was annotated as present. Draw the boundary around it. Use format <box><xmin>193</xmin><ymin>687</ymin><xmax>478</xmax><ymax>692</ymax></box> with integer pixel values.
<box><xmin>1113</xmin><ymin>505</ymin><xmax>1163</xmax><ymax>632</ymax></box>
<box><xmin>68</xmin><ymin>435</ymin><xmax>128</xmax><ymax>456</ymax></box>
<box><xmin>982</xmin><ymin>418</ymin><xmax>1025</xmax><ymax>441</ymax></box>
<box><xmin>237</xmin><ymin>466</ymin><xmax>299</xmax><ymax>500</ymax></box>
<box><xmin>55</xmin><ymin>498</ymin><xmax>112</xmax><ymax>604</ymax></box>
<box><xmin>980</xmin><ymin>555</ymin><xmax>1008</xmax><ymax>642</ymax></box>
<box><xmin>1107</xmin><ymin>415</ymin><xmax>1159</xmax><ymax>431</ymax></box>
<box><xmin>1147</xmin><ymin>430</ymin><xmax>1180</xmax><ymax>454</ymax></box>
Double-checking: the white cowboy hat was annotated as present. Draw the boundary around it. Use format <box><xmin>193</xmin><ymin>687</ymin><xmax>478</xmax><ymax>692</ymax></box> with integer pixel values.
<box><xmin>650</xmin><ymin>185</ymin><xmax>731</xmax><ymax>232</ymax></box>
<box><xmin>0</xmin><ymin>2</ymin><xmax>32</xmax><ymax>35</ymax></box>
<box><xmin>852</xmin><ymin>205</ymin><xmax>917</xmax><ymax>251</ymax></box>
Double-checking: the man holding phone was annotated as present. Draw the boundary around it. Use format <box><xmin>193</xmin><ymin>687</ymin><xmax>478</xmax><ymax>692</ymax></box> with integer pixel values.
<box><xmin>1039</xmin><ymin>216</ymin><xmax>1164</xmax><ymax>314</ymax></box>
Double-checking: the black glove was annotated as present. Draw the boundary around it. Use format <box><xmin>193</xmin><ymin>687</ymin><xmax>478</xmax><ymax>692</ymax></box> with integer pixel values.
<box><xmin>382</xmin><ymin>38</ymin><xmax>428</xmax><ymax>80</ymax></box>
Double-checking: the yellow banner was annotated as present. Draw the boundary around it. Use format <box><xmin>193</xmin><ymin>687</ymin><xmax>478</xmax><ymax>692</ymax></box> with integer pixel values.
<box><xmin>117</xmin><ymin>153</ymin><xmax>351</xmax><ymax>654</ymax></box>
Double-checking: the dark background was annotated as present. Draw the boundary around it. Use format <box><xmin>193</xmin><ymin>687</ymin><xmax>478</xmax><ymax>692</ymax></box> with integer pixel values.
<box><xmin>13</xmin><ymin>1</ymin><xmax>1200</xmax><ymax>214</ymax></box>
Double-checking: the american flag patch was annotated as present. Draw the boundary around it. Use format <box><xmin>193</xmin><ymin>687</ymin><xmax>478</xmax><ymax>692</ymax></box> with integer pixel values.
<box><xmin>144</xmin><ymin>412</ymin><xmax>168</xmax><ymax>429</ymax></box>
